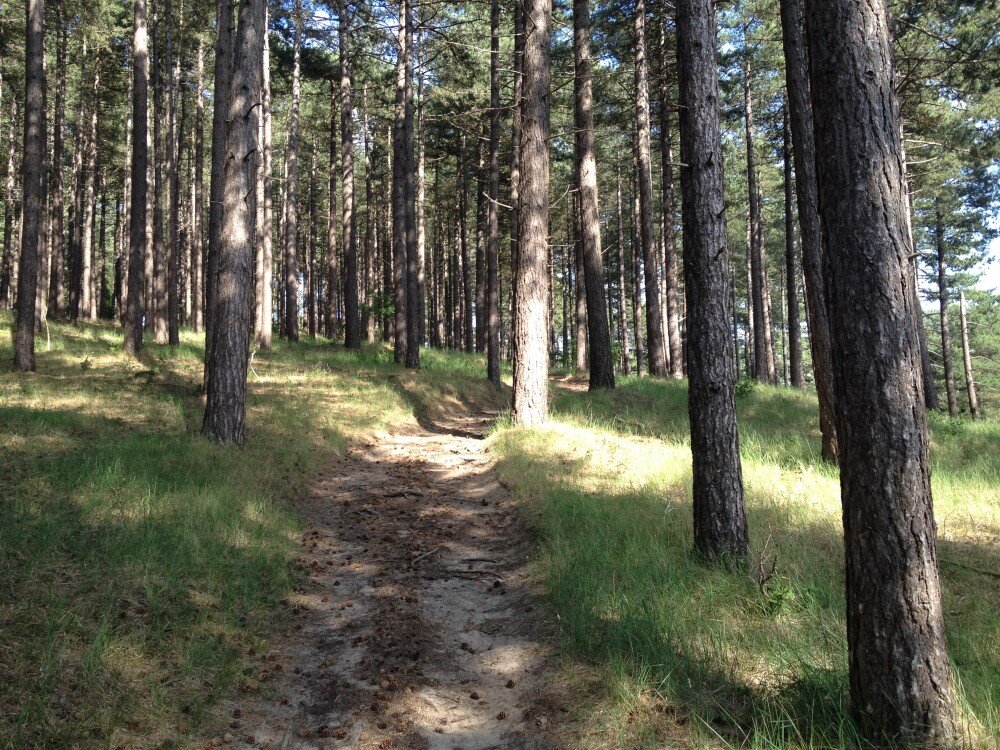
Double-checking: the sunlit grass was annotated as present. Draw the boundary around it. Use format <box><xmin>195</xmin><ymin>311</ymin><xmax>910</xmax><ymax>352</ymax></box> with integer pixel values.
<box><xmin>0</xmin><ymin>312</ymin><xmax>504</xmax><ymax>749</ymax></box>
<box><xmin>491</xmin><ymin>376</ymin><xmax>1000</xmax><ymax>748</ymax></box>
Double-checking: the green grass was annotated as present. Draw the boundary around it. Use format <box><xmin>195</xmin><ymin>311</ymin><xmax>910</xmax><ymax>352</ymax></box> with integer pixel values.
<box><xmin>0</xmin><ymin>312</ymin><xmax>505</xmax><ymax>749</ymax></box>
<box><xmin>491</xmin><ymin>375</ymin><xmax>1000</xmax><ymax>749</ymax></box>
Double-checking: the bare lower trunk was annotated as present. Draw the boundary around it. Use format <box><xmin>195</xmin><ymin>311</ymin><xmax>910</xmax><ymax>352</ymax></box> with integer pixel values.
<box><xmin>124</xmin><ymin>0</ymin><xmax>149</xmax><ymax>356</ymax></box>
<box><xmin>511</xmin><ymin>0</ymin><xmax>550</xmax><ymax>426</ymax></box>
<box><xmin>615</xmin><ymin>161</ymin><xmax>630</xmax><ymax>375</ymax></box>
<box><xmin>391</xmin><ymin>0</ymin><xmax>407</xmax><ymax>363</ymax></box>
<box><xmin>192</xmin><ymin>40</ymin><xmax>205</xmax><ymax>333</ymax></box>
<box><xmin>202</xmin><ymin>0</ymin><xmax>264</xmax><ymax>445</ymax></box>
<box><xmin>959</xmin><ymin>291</ymin><xmax>980</xmax><ymax>419</ymax></box>
<box><xmin>326</xmin><ymin>79</ymin><xmax>340</xmax><ymax>339</ymax></box>
<box><xmin>573</xmin><ymin>0</ymin><xmax>614</xmax><ymax>389</ymax></box>
<box><xmin>282</xmin><ymin>1</ymin><xmax>302</xmax><ymax>342</ymax></box>
<box><xmin>783</xmin><ymin>111</ymin><xmax>803</xmax><ymax>388</ymax></box>
<box><xmin>47</xmin><ymin>17</ymin><xmax>66</xmax><ymax>318</ymax></box>
<box><xmin>341</xmin><ymin>0</ymin><xmax>360</xmax><ymax>350</ymax></box>
<box><xmin>935</xmin><ymin>204</ymin><xmax>957</xmax><ymax>416</ymax></box>
<box><xmin>13</xmin><ymin>0</ymin><xmax>46</xmax><ymax>371</ymax></box>
<box><xmin>485</xmin><ymin>0</ymin><xmax>501</xmax><ymax>386</ymax></box>
<box><xmin>779</xmin><ymin>0</ymin><xmax>838</xmax><ymax>462</ymax></box>
<box><xmin>677</xmin><ymin>0</ymin><xmax>748</xmax><ymax>561</ymax></box>
<box><xmin>254</xmin><ymin>10</ymin><xmax>272</xmax><ymax>348</ymax></box>
<box><xmin>658</xmin><ymin>13</ymin><xmax>683</xmax><ymax>378</ymax></box>
<box><xmin>805</xmin><ymin>0</ymin><xmax>958</xmax><ymax>742</ymax></box>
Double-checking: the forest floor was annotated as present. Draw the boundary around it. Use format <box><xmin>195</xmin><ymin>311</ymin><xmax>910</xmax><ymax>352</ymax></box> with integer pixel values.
<box><xmin>223</xmin><ymin>409</ymin><xmax>569</xmax><ymax>750</ymax></box>
<box><xmin>3</xmin><ymin>313</ymin><xmax>999</xmax><ymax>749</ymax></box>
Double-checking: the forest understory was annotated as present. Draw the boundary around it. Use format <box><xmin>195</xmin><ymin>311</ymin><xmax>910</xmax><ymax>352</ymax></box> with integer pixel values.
<box><xmin>2</xmin><ymin>314</ymin><xmax>999</xmax><ymax>749</ymax></box>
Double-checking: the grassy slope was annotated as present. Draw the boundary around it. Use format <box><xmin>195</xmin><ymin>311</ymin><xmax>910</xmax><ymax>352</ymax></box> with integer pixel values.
<box><xmin>0</xmin><ymin>313</ymin><xmax>504</xmax><ymax>749</ymax></box>
<box><xmin>492</xmin><ymin>376</ymin><xmax>1000</xmax><ymax>749</ymax></box>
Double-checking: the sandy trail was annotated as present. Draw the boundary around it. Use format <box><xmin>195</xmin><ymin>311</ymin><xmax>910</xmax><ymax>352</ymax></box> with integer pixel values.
<box><xmin>215</xmin><ymin>410</ymin><xmax>565</xmax><ymax>749</ymax></box>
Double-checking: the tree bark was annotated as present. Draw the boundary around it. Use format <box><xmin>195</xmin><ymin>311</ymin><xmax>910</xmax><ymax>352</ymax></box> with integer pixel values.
<box><xmin>778</xmin><ymin>0</ymin><xmax>838</xmax><ymax>462</ymax></box>
<box><xmin>804</xmin><ymin>0</ymin><xmax>958</xmax><ymax>742</ymax></box>
<box><xmin>326</xmin><ymin>78</ymin><xmax>340</xmax><ymax>339</ymax></box>
<box><xmin>341</xmin><ymin>0</ymin><xmax>360</xmax><ymax>350</ymax></box>
<box><xmin>959</xmin><ymin>291</ymin><xmax>980</xmax><ymax>419</ymax></box>
<box><xmin>124</xmin><ymin>0</ymin><xmax>150</xmax><ymax>356</ymax></box>
<box><xmin>457</xmin><ymin>134</ymin><xmax>472</xmax><ymax>355</ymax></box>
<box><xmin>615</xmin><ymin>160</ymin><xmax>630</xmax><ymax>375</ymax></box>
<box><xmin>202</xmin><ymin>0</ymin><xmax>264</xmax><ymax>445</ymax></box>
<box><xmin>677</xmin><ymin>0</ymin><xmax>748</xmax><ymax>561</ymax></box>
<box><xmin>13</xmin><ymin>0</ymin><xmax>46</xmax><ymax>371</ymax></box>
<box><xmin>282</xmin><ymin>0</ymin><xmax>302</xmax><ymax>342</ymax></box>
<box><xmin>742</xmin><ymin>45</ymin><xmax>776</xmax><ymax>385</ymax></box>
<box><xmin>658</xmin><ymin>20</ymin><xmax>683</xmax><ymax>379</ymax></box>
<box><xmin>166</xmin><ymin>0</ymin><xmax>180</xmax><ymax>344</ymax></box>
<box><xmin>192</xmin><ymin>39</ymin><xmax>205</xmax><ymax>333</ymax></box>
<box><xmin>391</xmin><ymin>0</ymin><xmax>407</xmax><ymax>363</ymax></box>
<box><xmin>485</xmin><ymin>0</ymin><xmax>502</xmax><ymax>386</ymax></box>
<box><xmin>255</xmin><ymin>18</ymin><xmax>272</xmax><ymax>347</ymax></box>
<box><xmin>935</xmin><ymin>203</ymin><xmax>958</xmax><ymax>417</ymax></box>
<box><xmin>511</xmin><ymin>0</ymin><xmax>551</xmax><ymax>426</ymax></box>
<box><xmin>403</xmin><ymin>0</ymin><xmax>420</xmax><ymax>368</ymax></box>
<box><xmin>783</xmin><ymin>111</ymin><xmax>803</xmax><ymax>388</ymax></box>
<box><xmin>573</xmin><ymin>0</ymin><xmax>614</xmax><ymax>389</ymax></box>
<box><xmin>47</xmin><ymin>15</ymin><xmax>66</xmax><ymax>318</ymax></box>
<box><xmin>203</xmin><ymin>0</ymin><xmax>233</xmax><ymax>377</ymax></box>
<box><xmin>634</xmin><ymin>0</ymin><xmax>667</xmax><ymax>377</ymax></box>
<box><xmin>1</xmin><ymin>96</ymin><xmax>17</xmax><ymax>310</ymax></box>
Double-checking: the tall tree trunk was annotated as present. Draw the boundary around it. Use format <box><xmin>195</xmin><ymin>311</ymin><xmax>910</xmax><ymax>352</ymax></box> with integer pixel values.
<box><xmin>805</xmin><ymin>0</ymin><xmax>958</xmax><ymax>742</ymax></box>
<box><xmin>457</xmin><ymin>134</ymin><xmax>472</xmax><ymax>355</ymax></box>
<box><xmin>341</xmin><ymin>0</ymin><xmax>360</xmax><ymax>350</ymax></box>
<box><xmin>511</xmin><ymin>0</ymin><xmax>550</xmax><ymax>426</ymax></box>
<box><xmin>634</xmin><ymin>0</ymin><xmax>667</xmax><ymax>377</ymax></box>
<box><xmin>202</xmin><ymin>0</ymin><xmax>264</xmax><ymax>445</ymax></box>
<box><xmin>361</xmin><ymin>90</ymin><xmax>374</xmax><ymax>342</ymax></box>
<box><xmin>391</xmin><ymin>0</ymin><xmax>407</xmax><ymax>363</ymax></box>
<box><xmin>256</xmin><ymin>19</ymin><xmax>272</xmax><ymax>346</ymax></box>
<box><xmin>192</xmin><ymin>39</ymin><xmax>205</xmax><ymax>333</ymax></box>
<box><xmin>69</xmin><ymin>42</ymin><xmax>87</xmax><ymax>321</ymax></box>
<box><xmin>326</xmin><ymin>78</ymin><xmax>340</xmax><ymax>339</ymax></box>
<box><xmin>631</xmin><ymin>159</ymin><xmax>644</xmax><ymax>376</ymax></box>
<box><xmin>203</xmin><ymin>0</ymin><xmax>233</xmax><ymax>377</ymax></box>
<box><xmin>282</xmin><ymin>0</ymin><xmax>302</xmax><ymax>342</ymax></box>
<box><xmin>404</xmin><ymin>0</ymin><xmax>419</xmax><ymax>368</ymax></box>
<box><xmin>307</xmin><ymin>139</ymin><xmax>318</xmax><ymax>337</ymax></box>
<box><xmin>1</xmin><ymin>96</ymin><xmax>18</xmax><ymax>310</ymax></box>
<box><xmin>742</xmin><ymin>45</ymin><xmax>776</xmax><ymax>384</ymax></box>
<box><xmin>658</xmin><ymin>13</ymin><xmax>683</xmax><ymax>378</ymax></box>
<box><xmin>573</xmin><ymin>197</ymin><xmax>586</xmax><ymax>372</ymax></box>
<box><xmin>166</xmin><ymin>0</ymin><xmax>180</xmax><ymax>343</ymax></box>
<box><xmin>486</xmin><ymin>0</ymin><xmax>502</xmax><ymax>386</ymax></box>
<box><xmin>677</xmin><ymin>0</ymin><xmax>748</xmax><ymax>561</ymax></box>
<box><xmin>13</xmin><ymin>0</ymin><xmax>46</xmax><ymax>371</ymax></box>
<box><xmin>572</xmin><ymin>0</ymin><xmax>614</xmax><ymax>388</ymax></box>
<box><xmin>152</xmin><ymin>17</ymin><xmax>169</xmax><ymax>343</ymax></box>
<box><xmin>81</xmin><ymin>64</ymin><xmax>100</xmax><ymax>322</ymax></box>
<box><xmin>414</xmin><ymin>79</ymin><xmax>426</xmax><ymax>347</ymax></box>
<box><xmin>124</xmin><ymin>0</ymin><xmax>150</xmax><ymax>356</ymax></box>
<box><xmin>779</xmin><ymin>0</ymin><xmax>838</xmax><ymax>462</ymax></box>
<box><xmin>47</xmin><ymin>16</ymin><xmax>66</xmax><ymax>318</ymax></box>
<box><xmin>959</xmin><ymin>291</ymin><xmax>980</xmax><ymax>419</ymax></box>
<box><xmin>509</xmin><ymin>0</ymin><xmax>524</xmax><ymax>361</ymax></box>
<box><xmin>783</xmin><ymin>111</ymin><xmax>803</xmax><ymax>388</ymax></box>
<box><xmin>615</xmin><ymin>160</ymin><xmax>630</xmax><ymax>375</ymax></box>
<box><xmin>935</xmin><ymin>203</ymin><xmax>958</xmax><ymax>417</ymax></box>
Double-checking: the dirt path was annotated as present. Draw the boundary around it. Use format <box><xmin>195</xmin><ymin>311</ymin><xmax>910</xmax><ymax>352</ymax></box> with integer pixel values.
<box><xmin>215</xmin><ymin>411</ymin><xmax>565</xmax><ymax>749</ymax></box>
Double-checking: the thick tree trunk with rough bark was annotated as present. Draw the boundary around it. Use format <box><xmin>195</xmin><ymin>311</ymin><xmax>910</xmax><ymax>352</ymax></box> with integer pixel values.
<box><xmin>404</xmin><ymin>0</ymin><xmax>420</xmax><ymax>368</ymax></box>
<box><xmin>391</xmin><ymin>0</ymin><xmax>407</xmax><ymax>363</ymax></box>
<box><xmin>13</xmin><ymin>0</ymin><xmax>46</xmax><ymax>371</ymax></box>
<box><xmin>341</xmin><ymin>0</ymin><xmax>360</xmax><ymax>350</ymax></box>
<box><xmin>485</xmin><ymin>0</ymin><xmax>502</xmax><ymax>387</ymax></box>
<box><xmin>573</xmin><ymin>0</ymin><xmax>614</xmax><ymax>389</ymax></box>
<box><xmin>511</xmin><ymin>0</ymin><xmax>550</xmax><ymax>426</ymax></box>
<box><xmin>202</xmin><ymin>0</ymin><xmax>264</xmax><ymax>445</ymax></box>
<box><xmin>677</xmin><ymin>0</ymin><xmax>748</xmax><ymax>562</ymax></box>
<box><xmin>779</xmin><ymin>0</ymin><xmax>838</xmax><ymax>462</ymax></box>
<box><xmin>634</xmin><ymin>0</ymin><xmax>667</xmax><ymax>377</ymax></box>
<box><xmin>805</xmin><ymin>0</ymin><xmax>958</xmax><ymax>742</ymax></box>
<box><xmin>203</xmin><ymin>0</ymin><xmax>233</xmax><ymax>378</ymax></box>
<box><xmin>783</xmin><ymin>112</ymin><xmax>803</xmax><ymax>388</ymax></box>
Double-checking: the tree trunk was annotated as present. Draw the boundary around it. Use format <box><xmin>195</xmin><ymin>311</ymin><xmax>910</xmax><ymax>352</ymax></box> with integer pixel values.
<box><xmin>804</xmin><ymin>0</ymin><xmax>958</xmax><ymax>741</ymax></box>
<box><xmin>282</xmin><ymin>0</ymin><xmax>302</xmax><ymax>341</ymax></box>
<box><xmin>778</xmin><ymin>0</ymin><xmax>838</xmax><ymax>462</ymax></box>
<box><xmin>631</xmin><ymin>160</ymin><xmax>644</xmax><ymax>377</ymax></box>
<box><xmin>959</xmin><ymin>291</ymin><xmax>980</xmax><ymax>419</ymax></box>
<box><xmin>457</xmin><ymin>134</ymin><xmax>472</xmax><ymax>356</ymax></box>
<box><xmin>935</xmin><ymin>203</ymin><xmax>958</xmax><ymax>417</ymax></box>
<box><xmin>783</xmin><ymin>111</ymin><xmax>803</xmax><ymax>388</ymax></box>
<box><xmin>511</xmin><ymin>0</ymin><xmax>550</xmax><ymax>426</ymax></box>
<box><xmin>615</xmin><ymin>160</ymin><xmax>630</xmax><ymax>375</ymax></box>
<box><xmin>326</xmin><ymin>78</ymin><xmax>340</xmax><ymax>339</ymax></box>
<box><xmin>742</xmin><ymin>46</ymin><xmax>776</xmax><ymax>385</ymax></box>
<box><xmin>253</xmin><ymin>10</ymin><xmax>271</xmax><ymax>347</ymax></box>
<box><xmin>391</xmin><ymin>0</ymin><xmax>407</xmax><ymax>363</ymax></box>
<box><xmin>485</xmin><ymin>0</ymin><xmax>502</xmax><ymax>386</ymax></box>
<box><xmin>307</xmin><ymin>139</ymin><xmax>318</xmax><ymax>337</ymax></box>
<box><xmin>509</xmin><ymin>0</ymin><xmax>524</xmax><ymax>361</ymax></box>
<box><xmin>192</xmin><ymin>39</ymin><xmax>205</xmax><ymax>333</ymax></box>
<box><xmin>1</xmin><ymin>97</ymin><xmax>18</xmax><ymax>310</ymax></box>
<box><xmin>203</xmin><ymin>0</ymin><xmax>233</xmax><ymax>376</ymax></box>
<box><xmin>573</xmin><ymin>0</ymin><xmax>614</xmax><ymax>388</ymax></box>
<box><xmin>403</xmin><ymin>0</ymin><xmax>420</xmax><ymax>368</ymax></box>
<box><xmin>152</xmin><ymin>21</ymin><xmax>168</xmax><ymax>343</ymax></box>
<box><xmin>166</xmin><ymin>0</ymin><xmax>180</xmax><ymax>344</ymax></box>
<box><xmin>634</xmin><ymin>0</ymin><xmax>667</xmax><ymax>377</ymax></box>
<box><xmin>573</xmin><ymin>197</ymin><xmax>586</xmax><ymax>372</ymax></box>
<box><xmin>202</xmin><ymin>0</ymin><xmax>264</xmax><ymax>445</ymax></box>
<box><xmin>677</xmin><ymin>0</ymin><xmax>748</xmax><ymax>561</ymax></box>
<box><xmin>341</xmin><ymin>0</ymin><xmax>360</xmax><ymax>350</ymax></box>
<box><xmin>13</xmin><ymin>0</ymin><xmax>46</xmax><ymax>371</ymax></box>
<box><xmin>124</xmin><ymin>0</ymin><xmax>150</xmax><ymax>356</ymax></box>
<box><xmin>658</xmin><ymin>14</ymin><xmax>683</xmax><ymax>378</ymax></box>
<box><xmin>47</xmin><ymin>16</ymin><xmax>66</xmax><ymax>318</ymax></box>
